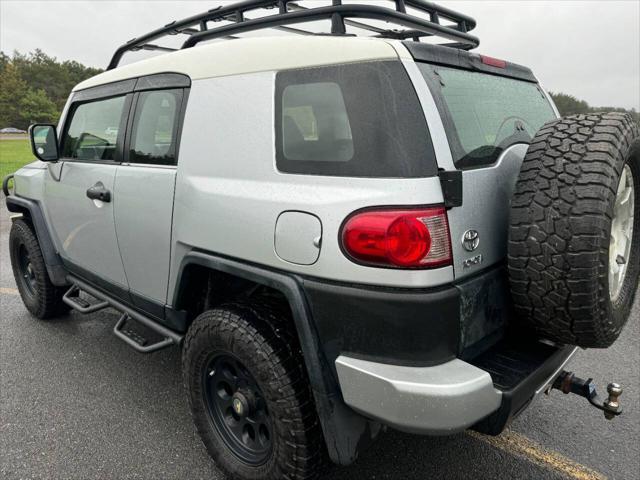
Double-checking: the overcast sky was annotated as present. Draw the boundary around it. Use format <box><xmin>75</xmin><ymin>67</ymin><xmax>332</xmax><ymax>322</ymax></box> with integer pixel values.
<box><xmin>1</xmin><ymin>0</ymin><xmax>638</xmax><ymax>110</ymax></box>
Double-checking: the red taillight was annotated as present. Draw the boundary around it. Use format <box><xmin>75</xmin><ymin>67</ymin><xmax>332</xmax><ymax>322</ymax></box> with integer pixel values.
<box><xmin>340</xmin><ymin>207</ymin><xmax>452</xmax><ymax>268</ymax></box>
<box><xmin>480</xmin><ymin>55</ymin><xmax>506</xmax><ymax>69</ymax></box>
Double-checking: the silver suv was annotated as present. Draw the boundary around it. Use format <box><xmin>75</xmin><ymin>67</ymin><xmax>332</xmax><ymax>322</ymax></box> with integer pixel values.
<box><xmin>4</xmin><ymin>2</ymin><xmax>638</xmax><ymax>479</ymax></box>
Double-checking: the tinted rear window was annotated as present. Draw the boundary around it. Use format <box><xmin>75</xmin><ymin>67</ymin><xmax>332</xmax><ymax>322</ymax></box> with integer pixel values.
<box><xmin>418</xmin><ymin>64</ymin><xmax>556</xmax><ymax>169</ymax></box>
<box><xmin>128</xmin><ymin>89</ymin><xmax>183</xmax><ymax>166</ymax></box>
<box><xmin>275</xmin><ymin>61</ymin><xmax>437</xmax><ymax>178</ymax></box>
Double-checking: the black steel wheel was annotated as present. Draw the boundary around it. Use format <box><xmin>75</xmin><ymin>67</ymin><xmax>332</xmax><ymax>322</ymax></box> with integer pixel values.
<box><xmin>16</xmin><ymin>243</ymin><xmax>37</xmax><ymax>298</ymax></box>
<box><xmin>9</xmin><ymin>218</ymin><xmax>68</xmax><ymax>319</ymax></box>
<box><xmin>182</xmin><ymin>300</ymin><xmax>324</xmax><ymax>480</ymax></box>
<box><xmin>203</xmin><ymin>352</ymin><xmax>272</xmax><ymax>465</ymax></box>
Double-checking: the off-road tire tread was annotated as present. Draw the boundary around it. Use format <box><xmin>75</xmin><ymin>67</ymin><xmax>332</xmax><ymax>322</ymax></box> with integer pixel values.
<box><xmin>508</xmin><ymin>112</ymin><xmax>640</xmax><ymax>347</ymax></box>
<box><xmin>9</xmin><ymin>218</ymin><xmax>68</xmax><ymax>319</ymax></box>
<box><xmin>182</xmin><ymin>297</ymin><xmax>324</xmax><ymax>480</ymax></box>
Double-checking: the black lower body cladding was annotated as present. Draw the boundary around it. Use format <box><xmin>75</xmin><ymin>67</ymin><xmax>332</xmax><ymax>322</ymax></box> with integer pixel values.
<box><xmin>303</xmin><ymin>280</ymin><xmax>459</xmax><ymax>368</ymax></box>
<box><xmin>509</xmin><ymin>113</ymin><xmax>640</xmax><ymax>348</ymax></box>
<box><xmin>302</xmin><ymin>264</ymin><xmax>511</xmax><ymax>371</ymax></box>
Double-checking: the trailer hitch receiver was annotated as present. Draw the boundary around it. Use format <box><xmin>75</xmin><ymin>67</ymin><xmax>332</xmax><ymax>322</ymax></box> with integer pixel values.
<box><xmin>551</xmin><ymin>371</ymin><xmax>622</xmax><ymax>420</ymax></box>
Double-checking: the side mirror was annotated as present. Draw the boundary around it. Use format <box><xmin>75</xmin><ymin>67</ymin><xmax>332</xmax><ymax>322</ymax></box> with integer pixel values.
<box><xmin>29</xmin><ymin>124</ymin><xmax>59</xmax><ymax>162</ymax></box>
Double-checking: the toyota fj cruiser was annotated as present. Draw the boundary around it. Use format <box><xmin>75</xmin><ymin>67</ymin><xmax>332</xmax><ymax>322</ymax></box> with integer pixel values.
<box><xmin>4</xmin><ymin>1</ymin><xmax>638</xmax><ymax>479</ymax></box>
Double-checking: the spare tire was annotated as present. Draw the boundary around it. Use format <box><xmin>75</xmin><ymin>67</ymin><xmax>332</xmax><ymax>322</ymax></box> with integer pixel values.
<box><xmin>509</xmin><ymin>112</ymin><xmax>640</xmax><ymax>348</ymax></box>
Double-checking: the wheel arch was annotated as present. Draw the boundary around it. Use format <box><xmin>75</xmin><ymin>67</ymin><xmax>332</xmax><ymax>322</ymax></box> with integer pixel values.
<box><xmin>172</xmin><ymin>250</ymin><xmax>381</xmax><ymax>466</ymax></box>
<box><xmin>5</xmin><ymin>195</ymin><xmax>68</xmax><ymax>287</ymax></box>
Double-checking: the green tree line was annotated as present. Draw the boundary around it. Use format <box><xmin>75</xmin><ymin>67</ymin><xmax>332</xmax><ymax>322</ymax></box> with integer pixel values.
<box><xmin>549</xmin><ymin>92</ymin><xmax>639</xmax><ymax>123</ymax></box>
<box><xmin>0</xmin><ymin>50</ymin><xmax>102</xmax><ymax>130</ymax></box>
<box><xmin>0</xmin><ymin>50</ymin><xmax>637</xmax><ymax>129</ymax></box>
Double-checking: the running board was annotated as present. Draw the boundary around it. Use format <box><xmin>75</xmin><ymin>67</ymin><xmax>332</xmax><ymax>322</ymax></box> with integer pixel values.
<box><xmin>65</xmin><ymin>276</ymin><xmax>183</xmax><ymax>353</ymax></box>
<box><xmin>63</xmin><ymin>285</ymin><xmax>109</xmax><ymax>313</ymax></box>
<box><xmin>114</xmin><ymin>313</ymin><xmax>176</xmax><ymax>353</ymax></box>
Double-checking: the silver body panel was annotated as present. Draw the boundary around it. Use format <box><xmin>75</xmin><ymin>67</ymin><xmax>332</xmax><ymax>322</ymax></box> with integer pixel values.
<box><xmin>167</xmin><ymin>71</ymin><xmax>454</xmax><ymax>302</ymax></box>
<box><xmin>447</xmin><ymin>144</ymin><xmax>530</xmax><ymax>278</ymax></box>
<box><xmin>335</xmin><ymin>355</ymin><xmax>502</xmax><ymax>434</ymax></box>
<box><xmin>12</xmin><ymin>162</ymin><xmax>46</xmax><ymax>200</ymax></box>
<box><xmin>42</xmin><ymin>162</ymin><xmax>128</xmax><ymax>288</ymax></box>
<box><xmin>113</xmin><ymin>165</ymin><xmax>176</xmax><ymax>304</ymax></box>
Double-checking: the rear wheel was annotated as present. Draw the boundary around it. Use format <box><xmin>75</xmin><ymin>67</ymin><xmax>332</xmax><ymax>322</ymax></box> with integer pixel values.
<box><xmin>509</xmin><ymin>113</ymin><xmax>640</xmax><ymax>348</ymax></box>
<box><xmin>182</xmin><ymin>300</ymin><xmax>324</xmax><ymax>480</ymax></box>
<box><xmin>9</xmin><ymin>218</ymin><xmax>68</xmax><ymax>319</ymax></box>
<box><xmin>203</xmin><ymin>352</ymin><xmax>273</xmax><ymax>466</ymax></box>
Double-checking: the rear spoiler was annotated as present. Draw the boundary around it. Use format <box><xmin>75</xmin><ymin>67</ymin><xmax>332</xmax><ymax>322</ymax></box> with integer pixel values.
<box><xmin>402</xmin><ymin>41</ymin><xmax>538</xmax><ymax>83</ymax></box>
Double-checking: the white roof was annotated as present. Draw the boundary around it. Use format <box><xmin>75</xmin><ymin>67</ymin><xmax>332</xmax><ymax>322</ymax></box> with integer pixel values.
<box><xmin>74</xmin><ymin>36</ymin><xmax>404</xmax><ymax>91</ymax></box>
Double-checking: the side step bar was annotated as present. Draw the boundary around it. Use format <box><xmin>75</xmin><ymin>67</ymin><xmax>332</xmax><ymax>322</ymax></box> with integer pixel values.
<box><xmin>114</xmin><ymin>313</ymin><xmax>176</xmax><ymax>353</ymax></box>
<box><xmin>65</xmin><ymin>276</ymin><xmax>183</xmax><ymax>353</ymax></box>
<box><xmin>63</xmin><ymin>285</ymin><xmax>109</xmax><ymax>313</ymax></box>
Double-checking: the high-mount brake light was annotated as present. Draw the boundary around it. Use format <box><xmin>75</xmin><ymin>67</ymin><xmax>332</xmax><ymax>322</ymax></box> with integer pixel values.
<box><xmin>480</xmin><ymin>55</ymin><xmax>506</xmax><ymax>68</ymax></box>
<box><xmin>340</xmin><ymin>207</ymin><xmax>452</xmax><ymax>269</ymax></box>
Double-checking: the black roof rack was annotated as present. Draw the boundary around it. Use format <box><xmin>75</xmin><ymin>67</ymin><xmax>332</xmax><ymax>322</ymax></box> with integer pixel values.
<box><xmin>107</xmin><ymin>0</ymin><xmax>479</xmax><ymax>70</ymax></box>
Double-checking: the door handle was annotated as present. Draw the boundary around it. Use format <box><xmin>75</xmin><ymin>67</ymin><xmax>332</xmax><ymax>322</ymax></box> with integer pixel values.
<box><xmin>86</xmin><ymin>182</ymin><xmax>111</xmax><ymax>203</ymax></box>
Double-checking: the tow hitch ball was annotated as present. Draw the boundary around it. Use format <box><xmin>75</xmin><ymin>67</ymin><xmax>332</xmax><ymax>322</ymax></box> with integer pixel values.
<box><xmin>550</xmin><ymin>371</ymin><xmax>623</xmax><ymax>420</ymax></box>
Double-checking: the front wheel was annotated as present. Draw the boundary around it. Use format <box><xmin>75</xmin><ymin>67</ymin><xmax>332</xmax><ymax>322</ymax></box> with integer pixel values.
<box><xmin>9</xmin><ymin>218</ymin><xmax>68</xmax><ymax>319</ymax></box>
<box><xmin>182</xmin><ymin>301</ymin><xmax>325</xmax><ymax>480</ymax></box>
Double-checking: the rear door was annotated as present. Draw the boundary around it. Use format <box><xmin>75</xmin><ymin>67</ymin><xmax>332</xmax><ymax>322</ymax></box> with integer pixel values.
<box><xmin>114</xmin><ymin>85</ymin><xmax>187</xmax><ymax>315</ymax></box>
<box><xmin>415</xmin><ymin>62</ymin><xmax>558</xmax><ymax>279</ymax></box>
<box><xmin>44</xmin><ymin>92</ymin><xmax>132</xmax><ymax>289</ymax></box>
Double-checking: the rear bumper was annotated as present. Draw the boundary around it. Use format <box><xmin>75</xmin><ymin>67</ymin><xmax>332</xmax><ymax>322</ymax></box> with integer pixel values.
<box><xmin>301</xmin><ymin>264</ymin><xmax>576</xmax><ymax>436</ymax></box>
<box><xmin>471</xmin><ymin>341</ymin><xmax>578</xmax><ymax>435</ymax></box>
<box><xmin>336</xmin><ymin>356</ymin><xmax>501</xmax><ymax>434</ymax></box>
<box><xmin>335</xmin><ymin>343</ymin><xmax>577</xmax><ymax>435</ymax></box>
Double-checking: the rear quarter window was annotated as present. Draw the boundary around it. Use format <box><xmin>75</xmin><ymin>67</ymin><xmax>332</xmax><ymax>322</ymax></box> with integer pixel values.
<box><xmin>128</xmin><ymin>89</ymin><xmax>184</xmax><ymax>166</ymax></box>
<box><xmin>275</xmin><ymin>61</ymin><xmax>437</xmax><ymax>178</ymax></box>
<box><xmin>418</xmin><ymin>64</ymin><xmax>556</xmax><ymax>169</ymax></box>
<box><xmin>282</xmin><ymin>82</ymin><xmax>354</xmax><ymax>163</ymax></box>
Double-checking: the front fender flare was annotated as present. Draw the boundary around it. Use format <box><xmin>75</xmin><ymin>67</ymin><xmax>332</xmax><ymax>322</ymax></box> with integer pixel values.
<box><xmin>5</xmin><ymin>195</ymin><xmax>68</xmax><ymax>287</ymax></box>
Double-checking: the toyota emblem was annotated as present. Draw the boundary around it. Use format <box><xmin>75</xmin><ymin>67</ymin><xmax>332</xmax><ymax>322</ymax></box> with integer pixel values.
<box><xmin>462</xmin><ymin>229</ymin><xmax>480</xmax><ymax>252</ymax></box>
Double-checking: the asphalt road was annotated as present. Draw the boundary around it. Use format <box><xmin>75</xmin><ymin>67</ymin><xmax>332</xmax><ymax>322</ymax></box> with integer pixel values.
<box><xmin>1</xmin><ymin>197</ymin><xmax>638</xmax><ymax>480</ymax></box>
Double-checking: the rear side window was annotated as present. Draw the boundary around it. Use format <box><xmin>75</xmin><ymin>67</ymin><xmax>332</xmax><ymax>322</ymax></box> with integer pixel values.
<box><xmin>419</xmin><ymin>64</ymin><xmax>556</xmax><ymax>169</ymax></box>
<box><xmin>62</xmin><ymin>96</ymin><xmax>126</xmax><ymax>161</ymax></box>
<box><xmin>276</xmin><ymin>61</ymin><xmax>437</xmax><ymax>178</ymax></box>
<box><xmin>128</xmin><ymin>89</ymin><xmax>183</xmax><ymax>166</ymax></box>
<box><xmin>282</xmin><ymin>82</ymin><xmax>354</xmax><ymax>162</ymax></box>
